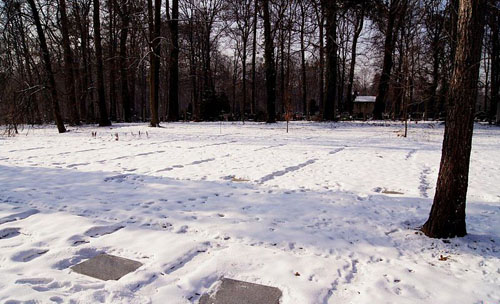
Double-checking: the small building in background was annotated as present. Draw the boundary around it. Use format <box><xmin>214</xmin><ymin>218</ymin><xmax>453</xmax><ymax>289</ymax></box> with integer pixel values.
<box><xmin>353</xmin><ymin>96</ymin><xmax>376</xmax><ymax>119</ymax></box>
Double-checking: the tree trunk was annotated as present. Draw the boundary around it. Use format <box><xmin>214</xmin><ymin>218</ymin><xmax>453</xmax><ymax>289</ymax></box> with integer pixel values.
<box><xmin>108</xmin><ymin>0</ymin><xmax>117</xmax><ymax>121</ymax></box>
<box><xmin>319</xmin><ymin>15</ymin><xmax>324</xmax><ymax>116</ymax></box>
<box><xmin>373</xmin><ymin>0</ymin><xmax>400</xmax><ymax>120</ymax></box>
<box><xmin>93</xmin><ymin>0</ymin><xmax>111</xmax><ymax>126</ymax></box>
<box><xmin>148</xmin><ymin>0</ymin><xmax>161</xmax><ymax>127</ymax></box>
<box><xmin>489</xmin><ymin>9</ymin><xmax>499</xmax><ymax>124</ymax></box>
<box><xmin>251</xmin><ymin>0</ymin><xmax>258</xmax><ymax>116</ymax></box>
<box><xmin>346</xmin><ymin>8</ymin><xmax>364</xmax><ymax>115</ymax></box>
<box><xmin>27</xmin><ymin>0</ymin><xmax>66</xmax><ymax>133</ymax></box>
<box><xmin>233</xmin><ymin>50</ymin><xmax>238</xmax><ymax>115</ymax></box>
<box><xmin>59</xmin><ymin>0</ymin><xmax>80</xmax><ymax>125</ymax></box>
<box><xmin>17</xmin><ymin>4</ymin><xmax>42</xmax><ymax>124</ymax></box>
<box><xmin>73</xmin><ymin>1</ymin><xmax>91</xmax><ymax>122</ymax></box>
<box><xmin>188</xmin><ymin>18</ymin><xmax>200</xmax><ymax>121</ymax></box>
<box><xmin>299</xmin><ymin>0</ymin><xmax>307</xmax><ymax>118</ymax></box>
<box><xmin>241</xmin><ymin>39</ymin><xmax>248</xmax><ymax>120</ymax></box>
<box><xmin>279</xmin><ymin>27</ymin><xmax>286</xmax><ymax>116</ymax></box>
<box><xmin>167</xmin><ymin>0</ymin><xmax>179</xmax><ymax>121</ymax></box>
<box><xmin>422</xmin><ymin>0</ymin><xmax>487</xmax><ymax>238</ymax></box>
<box><xmin>322</xmin><ymin>0</ymin><xmax>337</xmax><ymax>121</ymax></box>
<box><xmin>117</xmin><ymin>2</ymin><xmax>132</xmax><ymax>122</ymax></box>
<box><xmin>429</xmin><ymin>35</ymin><xmax>441</xmax><ymax>120</ymax></box>
<box><xmin>262</xmin><ymin>0</ymin><xmax>276</xmax><ymax>123</ymax></box>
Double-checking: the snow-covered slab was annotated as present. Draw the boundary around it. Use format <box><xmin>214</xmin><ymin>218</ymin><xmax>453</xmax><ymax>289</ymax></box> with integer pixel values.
<box><xmin>199</xmin><ymin>278</ymin><xmax>282</xmax><ymax>304</ymax></box>
<box><xmin>71</xmin><ymin>254</ymin><xmax>142</xmax><ymax>281</ymax></box>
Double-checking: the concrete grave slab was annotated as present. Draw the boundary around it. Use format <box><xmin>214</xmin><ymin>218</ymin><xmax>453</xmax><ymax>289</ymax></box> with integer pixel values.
<box><xmin>199</xmin><ymin>278</ymin><xmax>282</xmax><ymax>304</ymax></box>
<box><xmin>71</xmin><ymin>253</ymin><xmax>142</xmax><ymax>281</ymax></box>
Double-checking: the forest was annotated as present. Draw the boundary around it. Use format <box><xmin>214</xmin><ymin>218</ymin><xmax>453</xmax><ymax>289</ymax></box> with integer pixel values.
<box><xmin>0</xmin><ymin>0</ymin><xmax>498</xmax><ymax>130</ymax></box>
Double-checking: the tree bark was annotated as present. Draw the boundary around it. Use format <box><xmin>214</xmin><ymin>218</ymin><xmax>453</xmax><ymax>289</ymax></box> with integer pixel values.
<box><xmin>241</xmin><ymin>39</ymin><xmax>248</xmax><ymax>120</ymax></box>
<box><xmin>319</xmin><ymin>14</ymin><xmax>324</xmax><ymax>116</ymax></box>
<box><xmin>346</xmin><ymin>8</ymin><xmax>364</xmax><ymax>115</ymax></box>
<box><xmin>73</xmin><ymin>1</ymin><xmax>91</xmax><ymax>122</ymax></box>
<box><xmin>299</xmin><ymin>0</ymin><xmax>308</xmax><ymax>118</ymax></box>
<box><xmin>148</xmin><ymin>0</ymin><xmax>161</xmax><ymax>127</ymax></box>
<box><xmin>167</xmin><ymin>0</ymin><xmax>179</xmax><ymax>121</ymax></box>
<box><xmin>322</xmin><ymin>0</ymin><xmax>338</xmax><ymax>121</ymax></box>
<box><xmin>373</xmin><ymin>0</ymin><xmax>400</xmax><ymax>120</ymax></box>
<box><xmin>422</xmin><ymin>0</ymin><xmax>487</xmax><ymax>238</ymax></box>
<box><xmin>27</xmin><ymin>0</ymin><xmax>66</xmax><ymax>133</ymax></box>
<box><xmin>251</xmin><ymin>0</ymin><xmax>258</xmax><ymax>115</ymax></box>
<box><xmin>262</xmin><ymin>0</ymin><xmax>276</xmax><ymax>123</ymax></box>
<box><xmin>108</xmin><ymin>0</ymin><xmax>117</xmax><ymax>121</ymax></box>
<box><xmin>93</xmin><ymin>0</ymin><xmax>111</xmax><ymax>126</ymax></box>
<box><xmin>115</xmin><ymin>0</ymin><xmax>132</xmax><ymax>122</ymax></box>
<box><xmin>489</xmin><ymin>7</ymin><xmax>499</xmax><ymax>124</ymax></box>
<box><xmin>59</xmin><ymin>0</ymin><xmax>80</xmax><ymax>125</ymax></box>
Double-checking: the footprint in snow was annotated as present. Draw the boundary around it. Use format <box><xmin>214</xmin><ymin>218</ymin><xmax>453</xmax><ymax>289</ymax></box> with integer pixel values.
<box><xmin>50</xmin><ymin>296</ymin><xmax>64</xmax><ymax>303</ymax></box>
<box><xmin>0</xmin><ymin>227</ymin><xmax>21</xmax><ymax>239</ymax></box>
<box><xmin>177</xmin><ymin>225</ymin><xmax>188</xmax><ymax>233</ymax></box>
<box><xmin>0</xmin><ymin>209</ymin><xmax>39</xmax><ymax>225</ymax></box>
<box><xmin>12</xmin><ymin>249</ymin><xmax>49</xmax><ymax>262</ymax></box>
<box><xmin>84</xmin><ymin>224</ymin><xmax>124</xmax><ymax>238</ymax></box>
<box><xmin>103</xmin><ymin>174</ymin><xmax>130</xmax><ymax>182</ymax></box>
<box><xmin>66</xmin><ymin>162</ymin><xmax>90</xmax><ymax>168</ymax></box>
<box><xmin>68</xmin><ymin>235</ymin><xmax>90</xmax><ymax>246</ymax></box>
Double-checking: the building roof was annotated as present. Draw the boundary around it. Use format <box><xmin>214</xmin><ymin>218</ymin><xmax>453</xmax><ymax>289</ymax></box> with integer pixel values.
<box><xmin>354</xmin><ymin>96</ymin><xmax>376</xmax><ymax>103</ymax></box>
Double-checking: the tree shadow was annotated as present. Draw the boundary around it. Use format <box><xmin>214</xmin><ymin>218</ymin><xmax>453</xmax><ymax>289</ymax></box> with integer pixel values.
<box><xmin>0</xmin><ymin>164</ymin><xmax>497</xmax><ymax>261</ymax></box>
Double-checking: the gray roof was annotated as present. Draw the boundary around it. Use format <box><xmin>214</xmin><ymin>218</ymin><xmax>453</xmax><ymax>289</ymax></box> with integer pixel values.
<box><xmin>354</xmin><ymin>96</ymin><xmax>376</xmax><ymax>103</ymax></box>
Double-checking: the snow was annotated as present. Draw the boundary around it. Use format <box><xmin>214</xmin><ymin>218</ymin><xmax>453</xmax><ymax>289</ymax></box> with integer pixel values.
<box><xmin>0</xmin><ymin>121</ymin><xmax>498</xmax><ymax>304</ymax></box>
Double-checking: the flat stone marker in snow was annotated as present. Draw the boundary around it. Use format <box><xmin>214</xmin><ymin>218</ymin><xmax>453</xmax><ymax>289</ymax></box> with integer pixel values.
<box><xmin>199</xmin><ymin>278</ymin><xmax>282</xmax><ymax>304</ymax></box>
<box><xmin>71</xmin><ymin>253</ymin><xmax>142</xmax><ymax>281</ymax></box>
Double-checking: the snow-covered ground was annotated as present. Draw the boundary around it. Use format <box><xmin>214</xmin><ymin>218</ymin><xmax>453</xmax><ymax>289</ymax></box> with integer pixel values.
<box><xmin>0</xmin><ymin>121</ymin><xmax>498</xmax><ymax>304</ymax></box>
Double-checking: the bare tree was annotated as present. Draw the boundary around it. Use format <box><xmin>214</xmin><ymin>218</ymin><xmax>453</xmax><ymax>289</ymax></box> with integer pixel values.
<box><xmin>226</xmin><ymin>0</ymin><xmax>254</xmax><ymax>120</ymax></box>
<box><xmin>251</xmin><ymin>0</ymin><xmax>259</xmax><ymax>116</ymax></box>
<box><xmin>167</xmin><ymin>0</ymin><xmax>180</xmax><ymax>121</ymax></box>
<box><xmin>488</xmin><ymin>1</ymin><xmax>499</xmax><ymax>124</ymax></box>
<box><xmin>422</xmin><ymin>0</ymin><xmax>487</xmax><ymax>238</ymax></box>
<box><xmin>373</xmin><ymin>0</ymin><xmax>407</xmax><ymax>120</ymax></box>
<box><xmin>59</xmin><ymin>0</ymin><xmax>80</xmax><ymax>125</ymax></box>
<box><xmin>262</xmin><ymin>0</ymin><xmax>276</xmax><ymax>123</ymax></box>
<box><xmin>321</xmin><ymin>0</ymin><xmax>338</xmax><ymax>120</ymax></box>
<box><xmin>148</xmin><ymin>0</ymin><xmax>161</xmax><ymax>126</ymax></box>
<box><xmin>93</xmin><ymin>0</ymin><xmax>111</xmax><ymax>126</ymax></box>
<box><xmin>114</xmin><ymin>0</ymin><xmax>132</xmax><ymax>122</ymax></box>
<box><xmin>27</xmin><ymin>0</ymin><xmax>66</xmax><ymax>133</ymax></box>
<box><xmin>346</xmin><ymin>6</ymin><xmax>364</xmax><ymax>114</ymax></box>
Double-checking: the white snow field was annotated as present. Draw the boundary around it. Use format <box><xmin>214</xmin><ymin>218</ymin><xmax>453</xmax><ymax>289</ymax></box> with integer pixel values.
<box><xmin>0</xmin><ymin>121</ymin><xmax>498</xmax><ymax>304</ymax></box>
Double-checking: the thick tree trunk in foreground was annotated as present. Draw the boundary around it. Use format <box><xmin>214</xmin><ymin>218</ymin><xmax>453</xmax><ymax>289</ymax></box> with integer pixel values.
<box><xmin>27</xmin><ymin>0</ymin><xmax>66</xmax><ymax>133</ymax></box>
<box><xmin>262</xmin><ymin>0</ymin><xmax>276</xmax><ymax>123</ymax></box>
<box><xmin>422</xmin><ymin>0</ymin><xmax>486</xmax><ymax>238</ymax></box>
<box><xmin>167</xmin><ymin>0</ymin><xmax>179</xmax><ymax>121</ymax></box>
<box><xmin>93</xmin><ymin>0</ymin><xmax>111</xmax><ymax>126</ymax></box>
